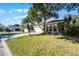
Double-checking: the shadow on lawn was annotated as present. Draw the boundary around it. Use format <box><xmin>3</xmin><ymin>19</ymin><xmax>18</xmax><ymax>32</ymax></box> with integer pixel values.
<box><xmin>56</xmin><ymin>35</ymin><xmax>79</xmax><ymax>43</ymax></box>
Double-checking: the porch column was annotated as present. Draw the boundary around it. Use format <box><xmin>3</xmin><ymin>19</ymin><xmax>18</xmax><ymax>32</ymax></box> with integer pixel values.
<box><xmin>52</xmin><ymin>25</ymin><xmax>54</xmax><ymax>33</ymax></box>
<box><xmin>56</xmin><ymin>27</ymin><xmax>59</xmax><ymax>33</ymax></box>
<box><xmin>48</xmin><ymin>25</ymin><xmax>50</xmax><ymax>33</ymax></box>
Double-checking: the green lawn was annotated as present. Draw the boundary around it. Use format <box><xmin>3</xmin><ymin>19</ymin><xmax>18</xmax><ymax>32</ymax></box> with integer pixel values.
<box><xmin>6</xmin><ymin>35</ymin><xmax>79</xmax><ymax>56</ymax></box>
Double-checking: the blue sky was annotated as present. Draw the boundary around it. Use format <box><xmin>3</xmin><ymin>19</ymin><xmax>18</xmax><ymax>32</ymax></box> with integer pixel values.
<box><xmin>58</xmin><ymin>9</ymin><xmax>78</xmax><ymax>18</ymax></box>
<box><xmin>0</xmin><ymin>3</ymin><xmax>78</xmax><ymax>26</ymax></box>
<box><xmin>0</xmin><ymin>3</ymin><xmax>31</xmax><ymax>26</ymax></box>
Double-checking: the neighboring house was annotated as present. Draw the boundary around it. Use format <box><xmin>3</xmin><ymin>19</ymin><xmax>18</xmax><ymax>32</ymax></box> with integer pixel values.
<box><xmin>8</xmin><ymin>25</ymin><xmax>14</xmax><ymax>32</ymax></box>
<box><xmin>8</xmin><ymin>24</ymin><xmax>21</xmax><ymax>32</ymax></box>
<box><xmin>13</xmin><ymin>24</ymin><xmax>21</xmax><ymax>31</ymax></box>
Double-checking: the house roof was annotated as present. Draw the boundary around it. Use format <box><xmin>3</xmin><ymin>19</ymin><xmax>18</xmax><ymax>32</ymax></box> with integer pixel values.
<box><xmin>46</xmin><ymin>17</ymin><xmax>63</xmax><ymax>23</ymax></box>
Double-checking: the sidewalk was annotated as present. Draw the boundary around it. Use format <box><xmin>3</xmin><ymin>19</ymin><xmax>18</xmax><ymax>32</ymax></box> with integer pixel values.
<box><xmin>0</xmin><ymin>40</ymin><xmax>12</xmax><ymax>56</ymax></box>
<box><xmin>3</xmin><ymin>32</ymin><xmax>43</xmax><ymax>40</ymax></box>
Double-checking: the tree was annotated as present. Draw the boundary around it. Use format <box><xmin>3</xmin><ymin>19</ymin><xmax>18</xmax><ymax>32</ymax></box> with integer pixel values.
<box><xmin>72</xmin><ymin>18</ymin><xmax>76</xmax><ymax>25</ymax></box>
<box><xmin>24</xmin><ymin>3</ymin><xmax>79</xmax><ymax>34</ymax></box>
<box><xmin>0</xmin><ymin>23</ymin><xmax>3</xmax><ymax>32</ymax></box>
<box><xmin>64</xmin><ymin>14</ymin><xmax>73</xmax><ymax>27</ymax></box>
<box><xmin>22</xmin><ymin>17</ymin><xmax>30</xmax><ymax>25</ymax></box>
<box><xmin>22</xmin><ymin>17</ymin><xmax>32</xmax><ymax>35</ymax></box>
<box><xmin>28</xmin><ymin>3</ymin><xmax>62</xmax><ymax>33</ymax></box>
<box><xmin>63</xmin><ymin>14</ymin><xmax>75</xmax><ymax>34</ymax></box>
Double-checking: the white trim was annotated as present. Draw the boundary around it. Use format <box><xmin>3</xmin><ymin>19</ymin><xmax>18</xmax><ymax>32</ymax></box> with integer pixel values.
<box><xmin>51</xmin><ymin>25</ymin><xmax>54</xmax><ymax>33</ymax></box>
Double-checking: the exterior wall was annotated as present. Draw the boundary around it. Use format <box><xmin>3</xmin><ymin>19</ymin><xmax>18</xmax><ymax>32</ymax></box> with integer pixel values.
<box><xmin>33</xmin><ymin>22</ymin><xmax>60</xmax><ymax>34</ymax></box>
<box><xmin>34</xmin><ymin>26</ymin><xmax>44</xmax><ymax>33</ymax></box>
<box><xmin>24</xmin><ymin>29</ymin><xmax>28</xmax><ymax>32</ymax></box>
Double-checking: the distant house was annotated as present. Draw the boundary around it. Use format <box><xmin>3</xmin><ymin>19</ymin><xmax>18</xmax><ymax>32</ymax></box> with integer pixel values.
<box><xmin>13</xmin><ymin>24</ymin><xmax>21</xmax><ymax>31</ymax></box>
<box><xmin>8</xmin><ymin>25</ymin><xmax>14</xmax><ymax>32</ymax></box>
<box><xmin>8</xmin><ymin>24</ymin><xmax>21</xmax><ymax>32</ymax></box>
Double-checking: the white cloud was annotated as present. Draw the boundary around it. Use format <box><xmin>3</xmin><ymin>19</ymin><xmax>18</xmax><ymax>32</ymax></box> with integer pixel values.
<box><xmin>8</xmin><ymin>8</ymin><xmax>29</xmax><ymax>13</ymax></box>
<box><xmin>13</xmin><ymin>15</ymin><xmax>27</xmax><ymax>20</ymax></box>
<box><xmin>0</xmin><ymin>8</ymin><xmax>28</xmax><ymax>14</ymax></box>
<box><xmin>3</xmin><ymin>15</ymin><xmax>27</xmax><ymax>22</ymax></box>
<box><xmin>9</xmin><ymin>10</ymin><xmax>13</xmax><ymax>13</ymax></box>
<box><xmin>24</xmin><ymin>9</ymin><xmax>28</xmax><ymax>13</ymax></box>
<box><xmin>15</xmin><ymin>8</ymin><xmax>29</xmax><ymax>13</ymax></box>
<box><xmin>15</xmin><ymin>9</ymin><xmax>23</xmax><ymax>13</ymax></box>
<box><xmin>0</xmin><ymin>9</ymin><xmax>6</xmax><ymax>14</ymax></box>
<box><xmin>4</xmin><ymin>18</ymin><xmax>10</xmax><ymax>21</ymax></box>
